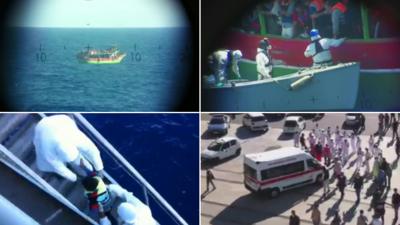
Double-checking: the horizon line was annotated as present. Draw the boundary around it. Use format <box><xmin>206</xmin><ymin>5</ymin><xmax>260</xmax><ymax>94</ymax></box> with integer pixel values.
<box><xmin>9</xmin><ymin>25</ymin><xmax>190</xmax><ymax>29</ymax></box>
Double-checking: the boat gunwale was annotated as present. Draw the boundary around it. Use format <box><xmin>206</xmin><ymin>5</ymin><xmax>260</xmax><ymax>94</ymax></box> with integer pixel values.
<box><xmin>204</xmin><ymin>62</ymin><xmax>360</xmax><ymax>89</ymax></box>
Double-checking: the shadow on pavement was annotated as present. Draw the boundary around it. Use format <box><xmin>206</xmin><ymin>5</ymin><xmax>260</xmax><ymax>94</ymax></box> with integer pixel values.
<box><xmin>235</xmin><ymin>126</ymin><xmax>267</xmax><ymax>139</ymax></box>
<box><xmin>263</xmin><ymin>114</ymin><xmax>285</xmax><ymax>122</ymax></box>
<box><xmin>201</xmin><ymin>155</ymin><xmax>240</xmax><ymax>170</ymax></box>
<box><xmin>201</xmin><ymin>130</ymin><xmax>225</xmax><ymax>140</ymax></box>
<box><xmin>210</xmin><ymin>185</ymin><xmax>320</xmax><ymax>225</ymax></box>
<box><xmin>277</xmin><ymin>132</ymin><xmax>294</xmax><ymax>140</ymax></box>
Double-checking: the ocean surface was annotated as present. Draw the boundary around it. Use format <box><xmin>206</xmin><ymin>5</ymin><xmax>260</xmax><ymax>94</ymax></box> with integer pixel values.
<box><xmin>84</xmin><ymin>114</ymin><xmax>199</xmax><ymax>225</ymax></box>
<box><xmin>6</xmin><ymin>27</ymin><xmax>192</xmax><ymax>111</ymax></box>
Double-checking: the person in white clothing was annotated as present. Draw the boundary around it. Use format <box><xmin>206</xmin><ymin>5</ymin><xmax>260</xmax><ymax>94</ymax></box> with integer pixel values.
<box><xmin>364</xmin><ymin>148</ymin><xmax>372</xmax><ymax>177</ymax></box>
<box><xmin>369</xmin><ymin>135</ymin><xmax>375</xmax><ymax>154</ymax></box>
<box><xmin>356</xmin><ymin>136</ymin><xmax>362</xmax><ymax>152</ymax></box>
<box><xmin>82</xmin><ymin>176</ymin><xmax>157</xmax><ymax>225</ymax></box>
<box><xmin>304</xmin><ymin>29</ymin><xmax>345</xmax><ymax>66</ymax></box>
<box><xmin>342</xmin><ymin>139</ymin><xmax>349</xmax><ymax>164</ymax></box>
<box><xmin>370</xmin><ymin>214</ymin><xmax>382</xmax><ymax>225</ymax></box>
<box><xmin>314</xmin><ymin>123</ymin><xmax>321</xmax><ymax>140</ymax></box>
<box><xmin>294</xmin><ymin>131</ymin><xmax>300</xmax><ymax>147</ymax></box>
<box><xmin>350</xmin><ymin>133</ymin><xmax>356</xmax><ymax>153</ymax></box>
<box><xmin>256</xmin><ymin>38</ymin><xmax>273</xmax><ymax>80</ymax></box>
<box><xmin>356</xmin><ymin>147</ymin><xmax>364</xmax><ymax>171</ymax></box>
<box><xmin>209</xmin><ymin>49</ymin><xmax>242</xmax><ymax>83</ymax></box>
<box><xmin>102</xmin><ymin>186</ymin><xmax>157</xmax><ymax>225</ymax></box>
<box><xmin>33</xmin><ymin>115</ymin><xmax>104</xmax><ymax>182</ymax></box>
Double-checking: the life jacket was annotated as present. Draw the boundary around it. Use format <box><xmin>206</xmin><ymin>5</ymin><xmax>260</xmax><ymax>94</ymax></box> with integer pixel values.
<box><xmin>331</xmin><ymin>2</ymin><xmax>347</xmax><ymax>13</ymax></box>
<box><xmin>264</xmin><ymin>50</ymin><xmax>273</xmax><ymax>67</ymax></box>
<box><xmin>311</xmin><ymin>0</ymin><xmax>325</xmax><ymax>12</ymax></box>
<box><xmin>311</xmin><ymin>38</ymin><xmax>328</xmax><ymax>57</ymax></box>
<box><xmin>85</xmin><ymin>177</ymin><xmax>111</xmax><ymax>210</ymax></box>
<box><xmin>226</xmin><ymin>50</ymin><xmax>233</xmax><ymax>68</ymax></box>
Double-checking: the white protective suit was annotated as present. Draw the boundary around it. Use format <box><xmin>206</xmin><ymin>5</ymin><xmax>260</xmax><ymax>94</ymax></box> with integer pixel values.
<box><xmin>210</xmin><ymin>50</ymin><xmax>241</xmax><ymax>82</ymax></box>
<box><xmin>256</xmin><ymin>48</ymin><xmax>272</xmax><ymax>80</ymax></box>
<box><xmin>304</xmin><ymin>37</ymin><xmax>345</xmax><ymax>66</ymax></box>
<box><xmin>33</xmin><ymin>115</ymin><xmax>104</xmax><ymax>182</ymax></box>
<box><xmin>99</xmin><ymin>184</ymin><xmax>157</xmax><ymax>225</ymax></box>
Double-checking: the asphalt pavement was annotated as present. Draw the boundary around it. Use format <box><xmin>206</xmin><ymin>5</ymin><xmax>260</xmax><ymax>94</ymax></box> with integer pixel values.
<box><xmin>201</xmin><ymin>113</ymin><xmax>400</xmax><ymax>225</ymax></box>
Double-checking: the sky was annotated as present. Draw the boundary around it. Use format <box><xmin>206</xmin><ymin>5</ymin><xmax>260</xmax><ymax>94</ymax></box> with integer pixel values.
<box><xmin>11</xmin><ymin>0</ymin><xmax>189</xmax><ymax>28</ymax></box>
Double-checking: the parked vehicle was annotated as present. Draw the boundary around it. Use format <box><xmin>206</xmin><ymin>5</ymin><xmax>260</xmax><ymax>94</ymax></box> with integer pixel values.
<box><xmin>244</xmin><ymin>147</ymin><xmax>324</xmax><ymax>197</ymax></box>
<box><xmin>344</xmin><ymin>113</ymin><xmax>363</xmax><ymax>127</ymax></box>
<box><xmin>201</xmin><ymin>137</ymin><xmax>241</xmax><ymax>161</ymax></box>
<box><xmin>242</xmin><ymin>113</ymin><xmax>269</xmax><ymax>132</ymax></box>
<box><xmin>283</xmin><ymin>116</ymin><xmax>306</xmax><ymax>133</ymax></box>
<box><xmin>207</xmin><ymin>114</ymin><xmax>231</xmax><ymax>135</ymax></box>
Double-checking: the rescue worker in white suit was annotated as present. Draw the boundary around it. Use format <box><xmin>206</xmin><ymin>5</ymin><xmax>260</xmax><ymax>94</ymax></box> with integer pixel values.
<box><xmin>256</xmin><ymin>38</ymin><xmax>273</xmax><ymax>80</ymax></box>
<box><xmin>208</xmin><ymin>49</ymin><xmax>242</xmax><ymax>83</ymax></box>
<box><xmin>33</xmin><ymin>115</ymin><xmax>104</xmax><ymax>182</ymax></box>
<box><xmin>82</xmin><ymin>176</ymin><xmax>157</xmax><ymax>225</ymax></box>
<box><xmin>304</xmin><ymin>29</ymin><xmax>345</xmax><ymax>66</ymax></box>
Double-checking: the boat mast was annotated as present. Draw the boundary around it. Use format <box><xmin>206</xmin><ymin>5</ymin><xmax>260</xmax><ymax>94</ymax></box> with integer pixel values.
<box><xmin>360</xmin><ymin>3</ymin><xmax>370</xmax><ymax>40</ymax></box>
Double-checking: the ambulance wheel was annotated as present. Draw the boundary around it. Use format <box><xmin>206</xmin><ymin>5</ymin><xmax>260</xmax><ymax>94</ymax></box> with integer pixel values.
<box><xmin>270</xmin><ymin>188</ymin><xmax>280</xmax><ymax>198</ymax></box>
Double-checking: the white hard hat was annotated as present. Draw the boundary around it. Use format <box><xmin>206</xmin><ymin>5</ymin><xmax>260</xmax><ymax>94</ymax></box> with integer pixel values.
<box><xmin>118</xmin><ymin>202</ymin><xmax>136</xmax><ymax>224</ymax></box>
<box><xmin>232</xmin><ymin>50</ymin><xmax>242</xmax><ymax>60</ymax></box>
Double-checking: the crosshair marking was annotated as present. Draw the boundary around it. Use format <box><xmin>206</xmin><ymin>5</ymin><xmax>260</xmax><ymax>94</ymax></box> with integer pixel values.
<box><xmin>310</xmin><ymin>96</ymin><xmax>318</xmax><ymax>103</ymax></box>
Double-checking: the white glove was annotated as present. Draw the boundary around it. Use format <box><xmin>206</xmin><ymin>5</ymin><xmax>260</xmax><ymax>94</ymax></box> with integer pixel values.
<box><xmin>99</xmin><ymin>217</ymin><xmax>112</xmax><ymax>225</ymax></box>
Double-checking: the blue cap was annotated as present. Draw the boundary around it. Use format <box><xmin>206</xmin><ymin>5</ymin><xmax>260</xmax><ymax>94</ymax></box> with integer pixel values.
<box><xmin>310</xmin><ymin>29</ymin><xmax>319</xmax><ymax>38</ymax></box>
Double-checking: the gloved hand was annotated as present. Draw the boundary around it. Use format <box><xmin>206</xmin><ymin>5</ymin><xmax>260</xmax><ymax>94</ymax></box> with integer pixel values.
<box><xmin>99</xmin><ymin>217</ymin><xmax>112</xmax><ymax>225</ymax></box>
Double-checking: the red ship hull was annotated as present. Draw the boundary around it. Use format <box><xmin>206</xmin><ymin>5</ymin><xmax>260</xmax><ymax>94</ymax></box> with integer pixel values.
<box><xmin>223</xmin><ymin>31</ymin><xmax>400</xmax><ymax>69</ymax></box>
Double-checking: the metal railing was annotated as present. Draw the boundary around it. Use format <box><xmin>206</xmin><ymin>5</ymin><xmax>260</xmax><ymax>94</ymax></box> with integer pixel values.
<box><xmin>73</xmin><ymin>113</ymin><xmax>189</xmax><ymax>225</ymax></box>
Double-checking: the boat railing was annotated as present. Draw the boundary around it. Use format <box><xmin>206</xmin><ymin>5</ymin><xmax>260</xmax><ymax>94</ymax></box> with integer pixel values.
<box><xmin>72</xmin><ymin>113</ymin><xmax>189</xmax><ymax>225</ymax></box>
<box><xmin>0</xmin><ymin>144</ymin><xmax>98</xmax><ymax>225</ymax></box>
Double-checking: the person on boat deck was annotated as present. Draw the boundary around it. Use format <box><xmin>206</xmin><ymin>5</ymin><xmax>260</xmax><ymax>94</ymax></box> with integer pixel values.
<box><xmin>304</xmin><ymin>0</ymin><xmax>326</xmax><ymax>29</ymax></box>
<box><xmin>33</xmin><ymin>115</ymin><xmax>104</xmax><ymax>182</ymax></box>
<box><xmin>256</xmin><ymin>38</ymin><xmax>273</xmax><ymax>80</ymax></box>
<box><xmin>208</xmin><ymin>49</ymin><xmax>242</xmax><ymax>83</ymax></box>
<box><xmin>324</xmin><ymin>0</ymin><xmax>347</xmax><ymax>38</ymax></box>
<box><xmin>304</xmin><ymin>28</ymin><xmax>345</xmax><ymax>66</ymax></box>
<box><xmin>270</xmin><ymin>0</ymin><xmax>296</xmax><ymax>38</ymax></box>
<box><xmin>82</xmin><ymin>176</ymin><xmax>157</xmax><ymax>225</ymax></box>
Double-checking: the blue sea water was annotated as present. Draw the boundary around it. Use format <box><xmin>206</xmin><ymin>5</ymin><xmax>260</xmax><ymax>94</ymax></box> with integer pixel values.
<box><xmin>84</xmin><ymin>114</ymin><xmax>199</xmax><ymax>225</ymax></box>
<box><xmin>7</xmin><ymin>27</ymin><xmax>192</xmax><ymax>111</ymax></box>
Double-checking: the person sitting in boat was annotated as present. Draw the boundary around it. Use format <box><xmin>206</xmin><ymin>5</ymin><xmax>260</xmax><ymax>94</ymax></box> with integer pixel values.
<box><xmin>82</xmin><ymin>176</ymin><xmax>157</xmax><ymax>225</ymax></box>
<box><xmin>33</xmin><ymin>115</ymin><xmax>104</xmax><ymax>182</ymax></box>
<box><xmin>208</xmin><ymin>49</ymin><xmax>243</xmax><ymax>83</ymax></box>
<box><xmin>304</xmin><ymin>28</ymin><xmax>345</xmax><ymax>66</ymax></box>
<box><xmin>256</xmin><ymin>38</ymin><xmax>273</xmax><ymax>80</ymax></box>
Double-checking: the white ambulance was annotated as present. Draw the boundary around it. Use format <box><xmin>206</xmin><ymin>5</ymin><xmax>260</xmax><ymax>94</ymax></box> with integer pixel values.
<box><xmin>244</xmin><ymin>147</ymin><xmax>324</xmax><ymax>197</ymax></box>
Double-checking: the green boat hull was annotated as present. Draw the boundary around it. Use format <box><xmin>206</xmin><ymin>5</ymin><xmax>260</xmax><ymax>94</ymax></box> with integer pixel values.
<box><xmin>233</xmin><ymin>60</ymin><xmax>400</xmax><ymax>110</ymax></box>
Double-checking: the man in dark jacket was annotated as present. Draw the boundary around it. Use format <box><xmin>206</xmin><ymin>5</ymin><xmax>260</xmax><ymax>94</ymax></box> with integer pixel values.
<box><xmin>392</xmin><ymin>188</ymin><xmax>400</xmax><ymax>220</ymax></box>
<box><xmin>206</xmin><ymin>169</ymin><xmax>216</xmax><ymax>192</ymax></box>
<box><xmin>353</xmin><ymin>172</ymin><xmax>363</xmax><ymax>203</ymax></box>
<box><xmin>289</xmin><ymin>210</ymin><xmax>300</xmax><ymax>225</ymax></box>
<box><xmin>392</xmin><ymin>118</ymin><xmax>399</xmax><ymax>139</ymax></box>
<box><xmin>337</xmin><ymin>172</ymin><xmax>347</xmax><ymax>199</ymax></box>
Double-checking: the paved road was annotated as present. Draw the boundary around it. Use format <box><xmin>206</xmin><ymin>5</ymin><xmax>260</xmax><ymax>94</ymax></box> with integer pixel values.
<box><xmin>202</xmin><ymin>113</ymin><xmax>399</xmax><ymax>138</ymax></box>
<box><xmin>201</xmin><ymin>113</ymin><xmax>400</xmax><ymax>225</ymax></box>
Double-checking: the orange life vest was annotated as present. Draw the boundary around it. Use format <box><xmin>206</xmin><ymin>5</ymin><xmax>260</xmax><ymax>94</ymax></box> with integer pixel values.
<box><xmin>331</xmin><ymin>2</ymin><xmax>347</xmax><ymax>13</ymax></box>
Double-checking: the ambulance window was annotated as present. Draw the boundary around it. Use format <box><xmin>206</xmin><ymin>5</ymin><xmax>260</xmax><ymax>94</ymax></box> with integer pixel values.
<box><xmin>307</xmin><ymin>159</ymin><xmax>320</xmax><ymax>169</ymax></box>
<box><xmin>229</xmin><ymin>140</ymin><xmax>237</xmax><ymax>146</ymax></box>
<box><xmin>261</xmin><ymin>161</ymin><xmax>305</xmax><ymax>180</ymax></box>
<box><xmin>244</xmin><ymin>164</ymin><xmax>257</xmax><ymax>179</ymax></box>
